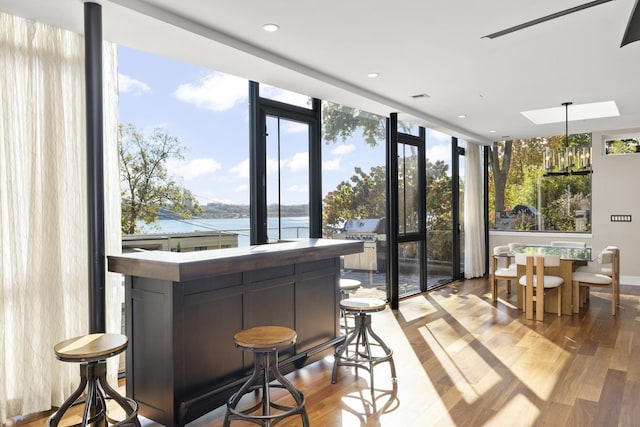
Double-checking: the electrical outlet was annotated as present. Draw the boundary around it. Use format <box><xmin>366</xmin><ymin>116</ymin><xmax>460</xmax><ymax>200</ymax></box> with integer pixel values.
<box><xmin>610</xmin><ymin>215</ymin><xmax>632</xmax><ymax>222</ymax></box>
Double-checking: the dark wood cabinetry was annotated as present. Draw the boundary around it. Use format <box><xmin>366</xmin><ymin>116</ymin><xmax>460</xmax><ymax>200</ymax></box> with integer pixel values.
<box><xmin>108</xmin><ymin>239</ymin><xmax>362</xmax><ymax>426</ymax></box>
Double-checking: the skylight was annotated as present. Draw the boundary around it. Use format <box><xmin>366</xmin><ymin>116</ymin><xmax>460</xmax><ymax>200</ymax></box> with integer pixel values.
<box><xmin>521</xmin><ymin>101</ymin><xmax>619</xmax><ymax>124</ymax></box>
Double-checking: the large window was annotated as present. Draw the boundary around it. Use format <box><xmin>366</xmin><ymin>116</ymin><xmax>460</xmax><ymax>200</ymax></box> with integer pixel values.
<box><xmin>426</xmin><ymin>129</ymin><xmax>454</xmax><ymax>286</ymax></box>
<box><xmin>488</xmin><ymin>134</ymin><xmax>592</xmax><ymax>232</ymax></box>
<box><xmin>321</xmin><ymin>103</ymin><xmax>388</xmax><ymax>296</ymax></box>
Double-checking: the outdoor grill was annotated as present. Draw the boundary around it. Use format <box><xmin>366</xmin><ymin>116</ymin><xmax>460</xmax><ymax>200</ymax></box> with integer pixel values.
<box><xmin>340</xmin><ymin>218</ymin><xmax>387</xmax><ymax>273</ymax></box>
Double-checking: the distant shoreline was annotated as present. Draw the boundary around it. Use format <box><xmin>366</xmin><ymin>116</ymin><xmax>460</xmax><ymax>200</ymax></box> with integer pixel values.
<box><xmin>161</xmin><ymin>203</ymin><xmax>309</xmax><ymax>220</ymax></box>
<box><xmin>138</xmin><ymin>217</ymin><xmax>310</xmax><ymax>247</ymax></box>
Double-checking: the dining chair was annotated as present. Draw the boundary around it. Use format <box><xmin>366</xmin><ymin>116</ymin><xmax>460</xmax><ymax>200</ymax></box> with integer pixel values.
<box><xmin>515</xmin><ymin>253</ymin><xmax>564</xmax><ymax>321</ymax></box>
<box><xmin>550</xmin><ymin>241</ymin><xmax>587</xmax><ymax>248</ymax></box>
<box><xmin>491</xmin><ymin>245</ymin><xmax>518</xmax><ymax>303</ymax></box>
<box><xmin>575</xmin><ymin>249</ymin><xmax>613</xmax><ymax>276</ymax></box>
<box><xmin>575</xmin><ymin>246</ymin><xmax>620</xmax><ymax>307</ymax></box>
<box><xmin>572</xmin><ymin>248</ymin><xmax>619</xmax><ymax>315</ymax></box>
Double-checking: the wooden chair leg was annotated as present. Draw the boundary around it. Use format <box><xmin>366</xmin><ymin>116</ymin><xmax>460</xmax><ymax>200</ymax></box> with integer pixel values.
<box><xmin>572</xmin><ymin>280</ymin><xmax>580</xmax><ymax>313</ymax></box>
<box><xmin>492</xmin><ymin>277</ymin><xmax>498</xmax><ymax>303</ymax></box>
<box><xmin>612</xmin><ymin>287</ymin><xmax>617</xmax><ymax>316</ymax></box>
<box><xmin>535</xmin><ymin>258</ymin><xmax>544</xmax><ymax>322</ymax></box>
<box><xmin>557</xmin><ymin>287</ymin><xmax>562</xmax><ymax>317</ymax></box>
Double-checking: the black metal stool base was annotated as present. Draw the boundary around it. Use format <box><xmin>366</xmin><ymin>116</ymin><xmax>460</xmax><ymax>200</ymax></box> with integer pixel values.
<box><xmin>223</xmin><ymin>350</ymin><xmax>309</xmax><ymax>427</ymax></box>
<box><xmin>332</xmin><ymin>311</ymin><xmax>397</xmax><ymax>393</ymax></box>
<box><xmin>47</xmin><ymin>361</ymin><xmax>140</xmax><ymax>427</ymax></box>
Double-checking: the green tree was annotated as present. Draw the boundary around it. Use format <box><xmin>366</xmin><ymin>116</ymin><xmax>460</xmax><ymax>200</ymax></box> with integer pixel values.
<box><xmin>426</xmin><ymin>159</ymin><xmax>453</xmax><ymax>261</ymax></box>
<box><xmin>490</xmin><ymin>133</ymin><xmax>592</xmax><ymax>231</ymax></box>
<box><xmin>489</xmin><ymin>140</ymin><xmax>512</xmax><ymax>215</ymax></box>
<box><xmin>322</xmin><ymin>101</ymin><xmax>411</xmax><ymax>146</ymax></box>
<box><xmin>119</xmin><ymin>123</ymin><xmax>202</xmax><ymax>234</ymax></box>
<box><xmin>323</xmin><ymin>102</ymin><xmax>387</xmax><ymax>146</ymax></box>
<box><xmin>605</xmin><ymin>138</ymin><xmax>639</xmax><ymax>154</ymax></box>
<box><xmin>322</xmin><ymin>166</ymin><xmax>386</xmax><ymax>233</ymax></box>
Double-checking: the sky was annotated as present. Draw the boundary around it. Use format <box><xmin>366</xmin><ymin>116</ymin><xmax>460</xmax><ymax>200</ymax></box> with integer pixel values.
<box><xmin>117</xmin><ymin>45</ymin><xmax>455</xmax><ymax>206</ymax></box>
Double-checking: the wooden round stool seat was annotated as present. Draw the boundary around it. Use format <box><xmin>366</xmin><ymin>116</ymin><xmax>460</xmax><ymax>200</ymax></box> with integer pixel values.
<box><xmin>54</xmin><ymin>333</ymin><xmax>128</xmax><ymax>363</ymax></box>
<box><xmin>224</xmin><ymin>326</ymin><xmax>309</xmax><ymax>427</ymax></box>
<box><xmin>332</xmin><ymin>298</ymin><xmax>396</xmax><ymax>393</ymax></box>
<box><xmin>233</xmin><ymin>326</ymin><xmax>297</xmax><ymax>350</ymax></box>
<box><xmin>47</xmin><ymin>333</ymin><xmax>140</xmax><ymax>427</ymax></box>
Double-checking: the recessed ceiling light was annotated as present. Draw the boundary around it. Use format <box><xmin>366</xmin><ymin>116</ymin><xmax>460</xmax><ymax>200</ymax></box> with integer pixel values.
<box><xmin>521</xmin><ymin>100</ymin><xmax>619</xmax><ymax>124</ymax></box>
<box><xmin>367</xmin><ymin>72</ymin><xmax>379</xmax><ymax>78</ymax></box>
<box><xmin>263</xmin><ymin>23</ymin><xmax>280</xmax><ymax>32</ymax></box>
<box><xmin>458</xmin><ymin>115</ymin><xmax>467</xmax><ymax>119</ymax></box>
<box><xmin>489</xmin><ymin>130</ymin><xmax>497</xmax><ymax>133</ymax></box>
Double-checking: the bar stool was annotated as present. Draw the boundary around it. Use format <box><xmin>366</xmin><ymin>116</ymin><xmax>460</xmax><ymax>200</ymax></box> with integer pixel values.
<box><xmin>223</xmin><ymin>326</ymin><xmax>309</xmax><ymax>426</ymax></box>
<box><xmin>331</xmin><ymin>298</ymin><xmax>396</xmax><ymax>393</ymax></box>
<box><xmin>47</xmin><ymin>333</ymin><xmax>140</xmax><ymax>427</ymax></box>
<box><xmin>339</xmin><ymin>278</ymin><xmax>361</xmax><ymax>332</ymax></box>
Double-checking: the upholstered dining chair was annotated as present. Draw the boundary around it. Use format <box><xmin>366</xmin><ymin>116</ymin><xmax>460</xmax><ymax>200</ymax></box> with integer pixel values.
<box><xmin>575</xmin><ymin>245</ymin><xmax>618</xmax><ymax>277</ymax></box>
<box><xmin>572</xmin><ymin>248</ymin><xmax>619</xmax><ymax>315</ymax></box>
<box><xmin>575</xmin><ymin>246</ymin><xmax>620</xmax><ymax>308</ymax></box>
<box><xmin>491</xmin><ymin>245</ymin><xmax>518</xmax><ymax>303</ymax></box>
<box><xmin>515</xmin><ymin>254</ymin><xmax>564</xmax><ymax>321</ymax></box>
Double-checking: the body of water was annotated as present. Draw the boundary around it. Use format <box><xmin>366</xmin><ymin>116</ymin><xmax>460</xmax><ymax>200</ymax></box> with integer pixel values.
<box><xmin>138</xmin><ymin>217</ymin><xmax>310</xmax><ymax>247</ymax></box>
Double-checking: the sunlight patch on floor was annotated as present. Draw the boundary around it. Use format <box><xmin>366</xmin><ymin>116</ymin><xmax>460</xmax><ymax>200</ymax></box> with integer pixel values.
<box><xmin>398</xmin><ymin>296</ymin><xmax>438</xmax><ymax>322</ymax></box>
<box><xmin>484</xmin><ymin>393</ymin><xmax>539</xmax><ymax>427</ymax></box>
<box><xmin>419</xmin><ymin>320</ymin><xmax>499</xmax><ymax>405</ymax></box>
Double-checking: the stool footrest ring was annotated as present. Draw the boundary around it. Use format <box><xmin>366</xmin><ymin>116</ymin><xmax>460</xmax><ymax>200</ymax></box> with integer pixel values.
<box><xmin>331</xmin><ymin>311</ymin><xmax>397</xmax><ymax>393</ymax></box>
<box><xmin>47</xmin><ymin>361</ymin><xmax>140</xmax><ymax>427</ymax></box>
<box><xmin>224</xmin><ymin>348</ymin><xmax>309</xmax><ymax>426</ymax></box>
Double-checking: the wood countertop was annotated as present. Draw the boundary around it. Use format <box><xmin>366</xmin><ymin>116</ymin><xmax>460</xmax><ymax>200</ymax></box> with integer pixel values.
<box><xmin>107</xmin><ymin>238</ymin><xmax>363</xmax><ymax>282</ymax></box>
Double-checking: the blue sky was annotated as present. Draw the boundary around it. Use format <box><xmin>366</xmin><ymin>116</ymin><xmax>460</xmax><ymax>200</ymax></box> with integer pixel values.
<box><xmin>117</xmin><ymin>45</ymin><xmax>454</xmax><ymax>205</ymax></box>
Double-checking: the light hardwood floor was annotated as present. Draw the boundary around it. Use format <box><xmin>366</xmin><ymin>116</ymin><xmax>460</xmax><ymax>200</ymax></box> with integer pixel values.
<box><xmin>11</xmin><ymin>277</ymin><xmax>640</xmax><ymax>426</ymax></box>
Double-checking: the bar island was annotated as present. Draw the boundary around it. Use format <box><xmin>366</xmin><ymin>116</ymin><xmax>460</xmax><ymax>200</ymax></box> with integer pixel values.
<box><xmin>107</xmin><ymin>238</ymin><xmax>363</xmax><ymax>426</ymax></box>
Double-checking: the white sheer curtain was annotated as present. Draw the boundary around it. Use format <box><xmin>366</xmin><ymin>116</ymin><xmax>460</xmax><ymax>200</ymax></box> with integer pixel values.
<box><xmin>464</xmin><ymin>143</ymin><xmax>485</xmax><ymax>278</ymax></box>
<box><xmin>0</xmin><ymin>13</ymin><xmax>120</xmax><ymax>423</ymax></box>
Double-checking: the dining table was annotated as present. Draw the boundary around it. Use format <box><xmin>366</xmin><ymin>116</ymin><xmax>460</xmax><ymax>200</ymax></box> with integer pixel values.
<box><xmin>500</xmin><ymin>245</ymin><xmax>591</xmax><ymax>315</ymax></box>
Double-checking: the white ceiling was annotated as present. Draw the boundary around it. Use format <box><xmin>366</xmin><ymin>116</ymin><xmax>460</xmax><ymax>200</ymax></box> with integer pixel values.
<box><xmin>2</xmin><ymin>0</ymin><xmax>639</xmax><ymax>144</ymax></box>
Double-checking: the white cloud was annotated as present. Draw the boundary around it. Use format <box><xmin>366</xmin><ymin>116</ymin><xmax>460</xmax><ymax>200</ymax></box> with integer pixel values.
<box><xmin>426</xmin><ymin>145</ymin><xmax>452</xmax><ymax>164</ymax></box>
<box><xmin>173</xmin><ymin>71</ymin><xmax>247</xmax><ymax>111</ymax></box>
<box><xmin>235</xmin><ymin>184</ymin><xmax>249</xmax><ymax>195</ymax></box>
<box><xmin>288</xmin><ymin>152</ymin><xmax>308</xmax><ymax>173</ymax></box>
<box><xmin>331</xmin><ymin>144</ymin><xmax>356</xmax><ymax>156</ymax></box>
<box><xmin>168</xmin><ymin>158</ymin><xmax>221</xmax><ymax>181</ymax></box>
<box><xmin>266</xmin><ymin>156</ymin><xmax>280</xmax><ymax>175</ymax></box>
<box><xmin>281</xmin><ymin>121</ymin><xmax>308</xmax><ymax>134</ymax></box>
<box><xmin>118</xmin><ymin>73</ymin><xmax>151</xmax><ymax>95</ymax></box>
<box><xmin>322</xmin><ymin>158</ymin><xmax>341</xmax><ymax>171</ymax></box>
<box><xmin>230</xmin><ymin>158</ymin><xmax>250</xmax><ymax>179</ymax></box>
<box><xmin>288</xmin><ymin>184</ymin><xmax>308</xmax><ymax>193</ymax></box>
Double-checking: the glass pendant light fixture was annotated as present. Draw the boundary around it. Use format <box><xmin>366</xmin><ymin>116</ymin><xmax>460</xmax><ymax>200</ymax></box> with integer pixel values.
<box><xmin>544</xmin><ymin>102</ymin><xmax>592</xmax><ymax>176</ymax></box>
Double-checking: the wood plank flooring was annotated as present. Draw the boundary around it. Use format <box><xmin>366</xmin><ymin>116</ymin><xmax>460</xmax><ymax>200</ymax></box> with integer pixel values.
<box><xmin>10</xmin><ymin>277</ymin><xmax>640</xmax><ymax>427</ymax></box>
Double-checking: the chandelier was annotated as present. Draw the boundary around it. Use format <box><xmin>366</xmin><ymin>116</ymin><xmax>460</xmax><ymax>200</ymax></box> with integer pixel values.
<box><xmin>543</xmin><ymin>102</ymin><xmax>592</xmax><ymax>176</ymax></box>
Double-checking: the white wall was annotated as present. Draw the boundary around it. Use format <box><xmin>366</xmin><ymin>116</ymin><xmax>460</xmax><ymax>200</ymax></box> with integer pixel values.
<box><xmin>489</xmin><ymin>127</ymin><xmax>640</xmax><ymax>285</ymax></box>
